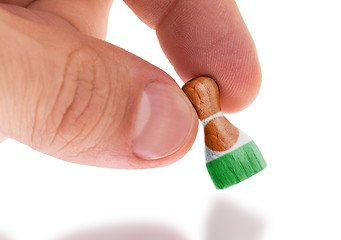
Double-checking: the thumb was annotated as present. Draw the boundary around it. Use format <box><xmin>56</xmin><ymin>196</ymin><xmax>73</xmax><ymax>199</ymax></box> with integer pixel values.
<box><xmin>0</xmin><ymin>9</ymin><xmax>197</xmax><ymax>169</ymax></box>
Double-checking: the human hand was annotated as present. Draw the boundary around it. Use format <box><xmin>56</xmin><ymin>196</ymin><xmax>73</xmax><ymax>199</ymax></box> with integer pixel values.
<box><xmin>0</xmin><ymin>0</ymin><xmax>261</xmax><ymax>169</ymax></box>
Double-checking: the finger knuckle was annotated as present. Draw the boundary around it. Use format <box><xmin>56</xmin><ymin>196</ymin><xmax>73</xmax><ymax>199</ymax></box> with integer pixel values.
<box><xmin>48</xmin><ymin>46</ymin><xmax>111</xmax><ymax>152</ymax></box>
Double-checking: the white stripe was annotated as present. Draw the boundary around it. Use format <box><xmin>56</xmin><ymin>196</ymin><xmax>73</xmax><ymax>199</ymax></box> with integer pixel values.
<box><xmin>205</xmin><ymin>129</ymin><xmax>252</xmax><ymax>163</ymax></box>
<box><xmin>201</xmin><ymin>111</ymin><xmax>224</xmax><ymax>127</ymax></box>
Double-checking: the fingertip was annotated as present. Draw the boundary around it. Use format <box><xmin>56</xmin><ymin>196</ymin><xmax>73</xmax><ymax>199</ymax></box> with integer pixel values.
<box><xmin>153</xmin><ymin>0</ymin><xmax>262</xmax><ymax>113</ymax></box>
<box><xmin>176</xmin><ymin>42</ymin><xmax>262</xmax><ymax>113</ymax></box>
<box><xmin>124</xmin><ymin>0</ymin><xmax>262</xmax><ymax>113</ymax></box>
<box><xmin>217</xmin><ymin>54</ymin><xmax>262</xmax><ymax>113</ymax></box>
<box><xmin>130</xmin><ymin>80</ymin><xmax>199</xmax><ymax>167</ymax></box>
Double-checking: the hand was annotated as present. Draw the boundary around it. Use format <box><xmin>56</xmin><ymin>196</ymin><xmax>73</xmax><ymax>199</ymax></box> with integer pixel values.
<box><xmin>0</xmin><ymin>0</ymin><xmax>261</xmax><ymax>169</ymax></box>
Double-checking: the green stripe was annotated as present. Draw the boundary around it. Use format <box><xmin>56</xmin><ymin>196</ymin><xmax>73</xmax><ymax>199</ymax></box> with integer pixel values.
<box><xmin>206</xmin><ymin>141</ymin><xmax>266</xmax><ymax>189</ymax></box>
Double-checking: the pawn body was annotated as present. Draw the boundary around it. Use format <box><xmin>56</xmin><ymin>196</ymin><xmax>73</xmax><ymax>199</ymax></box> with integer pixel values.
<box><xmin>183</xmin><ymin>76</ymin><xmax>266</xmax><ymax>189</ymax></box>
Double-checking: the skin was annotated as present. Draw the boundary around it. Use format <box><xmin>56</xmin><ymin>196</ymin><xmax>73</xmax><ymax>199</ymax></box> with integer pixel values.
<box><xmin>0</xmin><ymin>0</ymin><xmax>261</xmax><ymax>169</ymax></box>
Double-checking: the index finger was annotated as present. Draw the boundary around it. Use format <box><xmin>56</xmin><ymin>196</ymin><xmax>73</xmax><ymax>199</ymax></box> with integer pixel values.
<box><xmin>125</xmin><ymin>0</ymin><xmax>261</xmax><ymax>113</ymax></box>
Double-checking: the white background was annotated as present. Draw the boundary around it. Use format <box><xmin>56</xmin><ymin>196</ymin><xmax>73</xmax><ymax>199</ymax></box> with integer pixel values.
<box><xmin>1</xmin><ymin>0</ymin><xmax>341</xmax><ymax>239</ymax></box>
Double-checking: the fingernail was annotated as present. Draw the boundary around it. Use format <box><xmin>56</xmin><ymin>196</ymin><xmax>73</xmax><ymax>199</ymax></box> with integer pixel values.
<box><xmin>132</xmin><ymin>82</ymin><xmax>195</xmax><ymax>160</ymax></box>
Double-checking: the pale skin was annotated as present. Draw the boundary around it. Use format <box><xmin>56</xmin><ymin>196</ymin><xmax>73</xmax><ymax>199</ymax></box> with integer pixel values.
<box><xmin>0</xmin><ymin>0</ymin><xmax>261</xmax><ymax>169</ymax></box>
